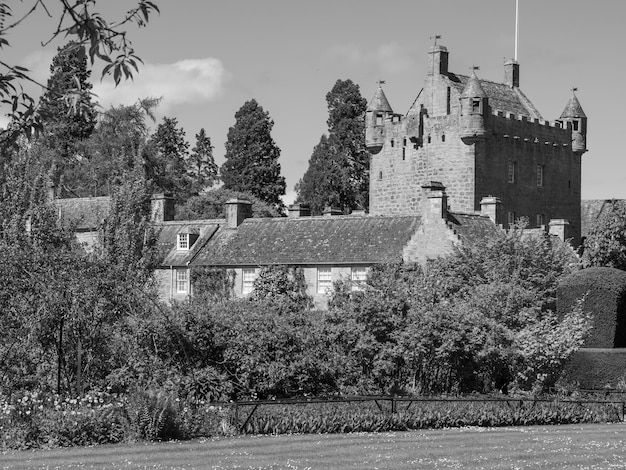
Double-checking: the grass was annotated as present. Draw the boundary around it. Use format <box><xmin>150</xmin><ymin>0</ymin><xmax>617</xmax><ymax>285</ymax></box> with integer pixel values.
<box><xmin>2</xmin><ymin>423</ymin><xmax>626</xmax><ymax>469</ymax></box>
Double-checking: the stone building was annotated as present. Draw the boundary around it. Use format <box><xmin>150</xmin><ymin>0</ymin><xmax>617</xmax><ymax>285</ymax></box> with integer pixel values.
<box><xmin>366</xmin><ymin>43</ymin><xmax>587</xmax><ymax>246</ymax></box>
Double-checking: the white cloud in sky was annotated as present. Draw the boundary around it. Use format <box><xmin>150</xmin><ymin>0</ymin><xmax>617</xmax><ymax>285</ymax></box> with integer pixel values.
<box><xmin>328</xmin><ymin>43</ymin><xmax>414</xmax><ymax>75</ymax></box>
<box><xmin>92</xmin><ymin>57</ymin><xmax>227</xmax><ymax>113</ymax></box>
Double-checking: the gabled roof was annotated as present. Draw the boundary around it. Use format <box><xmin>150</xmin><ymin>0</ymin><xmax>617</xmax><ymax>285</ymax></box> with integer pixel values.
<box><xmin>448</xmin><ymin>73</ymin><xmax>543</xmax><ymax>119</ymax></box>
<box><xmin>53</xmin><ymin>196</ymin><xmax>110</xmax><ymax>231</ymax></box>
<box><xmin>367</xmin><ymin>86</ymin><xmax>394</xmax><ymax>113</ymax></box>
<box><xmin>157</xmin><ymin>220</ymin><xmax>221</xmax><ymax>266</ymax></box>
<box><xmin>191</xmin><ymin>215</ymin><xmax>422</xmax><ymax>267</ymax></box>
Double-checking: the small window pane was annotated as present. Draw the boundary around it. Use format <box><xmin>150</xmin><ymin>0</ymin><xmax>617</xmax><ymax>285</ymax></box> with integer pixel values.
<box><xmin>178</xmin><ymin>233</ymin><xmax>189</xmax><ymax>250</ymax></box>
<box><xmin>176</xmin><ymin>269</ymin><xmax>189</xmax><ymax>293</ymax></box>
<box><xmin>317</xmin><ymin>268</ymin><xmax>332</xmax><ymax>294</ymax></box>
<box><xmin>242</xmin><ymin>268</ymin><xmax>256</xmax><ymax>295</ymax></box>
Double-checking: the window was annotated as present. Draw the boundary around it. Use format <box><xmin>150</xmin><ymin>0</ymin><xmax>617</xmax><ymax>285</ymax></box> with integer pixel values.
<box><xmin>242</xmin><ymin>268</ymin><xmax>256</xmax><ymax>295</ymax></box>
<box><xmin>378</xmin><ymin>171</ymin><xmax>383</xmax><ymax>180</ymax></box>
<box><xmin>441</xmin><ymin>134</ymin><xmax>446</xmax><ymax>142</ymax></box>
<box><xmin>351</xmin><ymin>267</ymin><xmax>367</xmax><ymax>291</ymax></box>
<box><xmin>402</xmin><ymin>148</ymin><xmax>406</xmax><ymax>160</ymax></box>
<box><xmin>317</xmin><ymin>267</ymin><xmax>332</xmax><ymax>294</ymax></box>
<box><xmin>375</xmin><ymin>113</ymin><xmax>383</xmax><ymax>126</ymax></box>
<box><xmin>177</xmin><ymin>233</ymin><xmax>189</xmax><ymax>250</ymax></box>
<box><xmin>427</xmin><ymin>135</ymin><xmax>431</xmax><ymax>144</ymax></box>
<box><xmin>572</xmin><ymin>120</ymin><xmax>579</xmax><ymax>131</ymax></box>
<box><xmin>508</xmin><ymin>161</ymin><xmax>516</xmax><ymax>183</ymax></box>
<box><xmin>536</xmin><ymin>165</ymin><xmax>544</xmax><ymax>187</ymax></box>
<box><xmin>176</xmin><ymin>269</ymin><xmax>189</xmax><ymax>294</ymax></box>
<box><xmin>446</xmin><ymin>87</ymin><xmax>451</xmax><ymax>115</ymax></box>
<box><xmin>536</xmin><ymin>214</ymin><xmax>545</xmax><ymax>228</ymax></box>
<box><xmin>472</xmin><ymin>98</ymin><xmax>481</xmax><ymax>113</ymax></box>
<box><xmin>507</xmin><ymin>211</ymin><xmax>516</xmax><ymax>228</ymax></box>
<box><xmin>390</xmin><ymin>139</ymin><xmax>394</xmax><ymax>147</ymax></box>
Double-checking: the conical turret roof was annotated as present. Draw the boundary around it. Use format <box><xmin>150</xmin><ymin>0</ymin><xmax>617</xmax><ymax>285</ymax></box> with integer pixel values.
<box><xmin>461</xmin><ymin>70</ymin><xmax>487</xmax><ymax>98</ymax></box>
<box><xmin>560</xmin><ymin>92</ymin><xmax>586</xmax><ymax>119</ymax></box>
<box><xmin>367</xmin><ymin>85</ymin><xmax>393</xmax><ymax>113</ymax></box>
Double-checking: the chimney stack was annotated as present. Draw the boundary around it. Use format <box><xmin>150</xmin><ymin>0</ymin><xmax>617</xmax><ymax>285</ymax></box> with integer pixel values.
<box><xmin>421</xmin><ymin>181</ymin><xmax>447</xmax><ymax>219</ymax></box>
<box><xmin>480</xmin><ymin>196</ymin><xmax>502</xmax><ymax>226</ymax></box>
<box><xmin>504</xmin><ymin>59</ymin><xmax>520</xmax><ymax>88</ymax></box>
<box><xmin>225</xmin><ymin>198</ymin><xmax>252</xmax><ymax>228</ymax></box>
<box><xmin>288</xmin><ymin>203</ymin><xmax>311</xmax><ymax>218</ymax></box>
<box><xmin>151</xmin><ymin>193</ymin><xmax>175</xmax><ymax>222</ymax></box>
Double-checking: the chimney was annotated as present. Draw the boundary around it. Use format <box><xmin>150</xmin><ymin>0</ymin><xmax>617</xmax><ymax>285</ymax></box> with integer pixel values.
<box><xmin>548</xmin><ymin>219</ymin><xmax>573</xmax><ymax>243</ymax></box>
<box><xmin>480</xmin><ymin>196</ymin><xmax>502</xmax><ymax>225</ymax></box>
<box><xmin>288</xmin><ymin>203</ymin><xmax>311</xmax><ymax>218</ymax></box>
<box><xmin>151</xmin><ymin>193</ymin><xmax>175</xmax><ymax>222</ymax></box>
<box><xmin>421</xmin><ymin>181</ymin><xmax>447</xmax><ymax>219</ymax></box>
<box><xmin>225</xmin><ymin>198</ymin><xmax>252</xmax><ymax>228</ymax></box>
<box><xmin>504</xmin><ymin>59</ymin><xmax>519</xmax><ymax>88</ymax></box>
<box><xmin>323</xmin><ymin>205</ymin><xmax>343</xmax><ymax>217</ymax></box>
<box><xmin>428</xmin><ymin>44</ymin><xmax>449</xmax><ymax>76</ymax></box>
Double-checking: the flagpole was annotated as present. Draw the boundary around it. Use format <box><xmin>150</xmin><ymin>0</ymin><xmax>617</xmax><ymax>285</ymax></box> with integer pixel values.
<box><xmin>515</xmin><ymin>0</ymin><xmax>519</xmax><ymax>61</ymax></box>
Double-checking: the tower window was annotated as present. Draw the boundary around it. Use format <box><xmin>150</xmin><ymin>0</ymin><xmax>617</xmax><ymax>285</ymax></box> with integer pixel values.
<box><xmin>390</xmin><ymin>139</ymin><xmax>394</xmax><ymax>147</ymax></box>
<box><xmin>378</xmin><ymin>171</ymin><xmax>383</xmax><ymax>180</ymax></box>
<box><xmin>402</xmin><ymin>148</ymin><xmax>406</xmax><ymax>160</ymax></box>
<box><xmin>427</xmin><ymin>135</ymin><xmax>432</xmax><ymax>144</ymax></box>
<box><xmin>376</xmin><ymin>113</ymin><xmax>383</xmax><ymax>126</ymax></box>
<box><xmin>536</xmin><ymin>165</ymin><xmax>544</xmax><ymax>187</ymax></box>
<box><xmin>441</xmin><ymin>134</ymin><xmax>446</xmax><ymax>142</ymax></box>
<box><xmin>507</xmin><ymin>211</ymin><xmax>516</xmax><ymax>228</ymax></box>
<box><xmin>508</xmin><ymin>161</ymin><xmax>516</xmax><ymax>183</ymax></box>
<box><xmin>572</xmin><ymin>120</ymin><xmax>579</xmax><ymax>131</ymax></box>
<box><xmin>446</xmin><ymin>87</ymin><xmax>451</xmax><ymax>115</ymax></box>
<box><xmin>472</xmin><ymin>98</ymin><xmax>481</xmax><ymax>113</ymax></box>
<box><xmin>536</xmin><ymin>214</ymin><xmax>545</xmax><ymax>228</ymax></box>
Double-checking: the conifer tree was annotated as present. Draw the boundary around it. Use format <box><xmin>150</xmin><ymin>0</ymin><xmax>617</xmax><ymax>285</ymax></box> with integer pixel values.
<box><xmin>296</xmin><ymin>79</ymin><xmax>368</xmax><ymax>214</ymax></box>
<box><xmin>189</xmin><ymin>128</ymin><xmax>219</xmax><ymax>192</ymax></box>
<box><xmin>221</xmin><ymin>99</ymin><xmax>286</xmax><ymax>211</ymax></box>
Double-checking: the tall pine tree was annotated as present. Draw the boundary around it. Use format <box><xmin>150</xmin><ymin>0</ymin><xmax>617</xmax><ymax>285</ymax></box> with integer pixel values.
<box><xmin>221</xmin><ymin>99</ymin><xmax>286</xmax><ymax>211</ymax></box>
<box><xmin>37</xmin><ymin>42</ymin><xmax>98</xmax><ymax>196</ymax></box>
<box><xmin>189</xmin><ymin>128</ymin><xmax>219</xmax><ymax>192</ymax></box>
<box><xmin>296</xmin><ymin>79</ymin><xmax>368</xmax><ymax>214</ymax></box>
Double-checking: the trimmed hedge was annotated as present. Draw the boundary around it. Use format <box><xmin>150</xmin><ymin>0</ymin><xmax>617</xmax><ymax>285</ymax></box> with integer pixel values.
<box><xmin>561</xmin><ymin>348</ymin><xmax>626</xmax><ymax>389</ymax></box>
<box><xmin>557</xmin><ymin>267</ymin><xmax>626</xmax><ymax>348</ymax></box>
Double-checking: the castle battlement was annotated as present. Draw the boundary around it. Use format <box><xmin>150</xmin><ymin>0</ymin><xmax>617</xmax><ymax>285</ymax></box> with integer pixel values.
<box><xmin>490</xmin><ymin>111</ymin><xmax>572</xmax><ymax>146</ymax></box>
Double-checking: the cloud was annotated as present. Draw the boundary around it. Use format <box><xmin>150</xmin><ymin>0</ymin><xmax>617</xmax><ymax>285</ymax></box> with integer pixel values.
<box><xmin>328</xmin><ymin>42</ymin><xmax>414</xmax><ymax>75</ymax></box>
<box><xmin>91</xmin><ymin>57</ymin><xmax>227</xmax><ymax>112</ymax></box>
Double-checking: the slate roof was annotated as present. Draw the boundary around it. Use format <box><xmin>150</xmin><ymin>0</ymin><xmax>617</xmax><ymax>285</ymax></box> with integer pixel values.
<box><xmin>560</xmin><ymin>93</ymin><xmax>587</xmax><ymax>119</ymax></box>
<box><xmin>448</xmin><ymin>73</ymin><xmax>543</xmax><ymax>119</ymax></box>
<box><xmin>53</xmin><ymin>196</ymin><xmax>110</xmax><ymax>231</ymax></box>
<box><xmin>447</xmin><ymin>212</ymin><xmax>503</xmax><ymax>244</ymax></box>
<box><xmin>157</xmin><ymin>220</ymin><xmax>220</xmax><ymax>266</ymax></box>
<box><xmin>367</xmin><ymin>86</ymin><xmax>394</xmax><ymax>113</ymax></box>
<box><xmin>191</xmin><ymin>215</ymin><xmax>423</xmax><ymax>267</ymax></box>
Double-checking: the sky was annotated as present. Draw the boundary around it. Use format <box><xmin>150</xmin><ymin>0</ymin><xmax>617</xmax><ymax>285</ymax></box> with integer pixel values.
<box><xmin>4</xmin><ymin>0</ymin><xmax>626</xmax><ymax>204</ymax></box>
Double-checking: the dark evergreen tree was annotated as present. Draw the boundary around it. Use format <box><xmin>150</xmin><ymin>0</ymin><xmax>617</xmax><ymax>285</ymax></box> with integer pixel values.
<box><xmin>296</xmin><ymin>79</ymin><xmax>368</xmax><ymax>214</ymax></box>
<box><xmin>37</xmin><ymin>42</ymin><xmax>98</xmax><ymax>196</ymax></box>
<box><xmin>221</xmin><ymin>99</ymin><xmax>286</xmax><ymax>211</ymax></box>
<box><xmin>145</xmin><ymin>116</ymin><xmax>191</xmax><ymax>200</ymax></box>
<box><xmin>189</xmin><ymin>128</ymin><xmax>219</xmax><ymax>192</ymax></box>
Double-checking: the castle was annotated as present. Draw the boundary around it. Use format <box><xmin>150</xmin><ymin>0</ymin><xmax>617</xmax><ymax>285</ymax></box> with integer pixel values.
<box><xmin>366</xmin><ymin>43</ymin><xmax>587</xmax><ymax>246</ymax></box>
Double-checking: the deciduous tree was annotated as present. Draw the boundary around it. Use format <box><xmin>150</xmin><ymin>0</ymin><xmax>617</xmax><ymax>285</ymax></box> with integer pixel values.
<box><xmin>582</xmin><ymin>201</ymin><xmax>626</xmax><ymax>271</ymax></box>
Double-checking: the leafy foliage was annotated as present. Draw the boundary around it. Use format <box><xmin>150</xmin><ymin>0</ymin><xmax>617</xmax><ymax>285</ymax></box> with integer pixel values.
<box><xmin>582</xmin><ymin>201</ymin><xmax>626</xmax><ymax>271</ymax></box>
<box><xmin>0</xmin><ymin>1</ymin><xmax>159</xmax><ymax>142</ymax></box>
<box><xmin>221</xmin><ymin>99</ymin><xmax>286</xmax><ymax>211</ymax></box>
<box><xmin>296</xmin><ymin>79</ymin><xmax>369</xmax><ymax>214</ymax></box>
<box><xmin>175</xmin><ymin>187</ymin><xmax>282</xmax><ymax>220</ymax></box>
<box><xmin>250</xmin><ymin>265</ymin><xmax>314</xmax><ymax>311</ymax></box>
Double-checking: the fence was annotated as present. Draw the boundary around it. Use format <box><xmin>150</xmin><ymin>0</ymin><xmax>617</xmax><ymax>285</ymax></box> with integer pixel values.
<box><xmin>226</xmin><ymin>394</ymin><xmax>626</xmax><ymax>433</ymax></box>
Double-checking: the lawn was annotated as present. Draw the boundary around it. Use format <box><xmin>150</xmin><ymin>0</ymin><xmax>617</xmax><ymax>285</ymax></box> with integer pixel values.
<box><xmin>2</xmin><ymin>423</ymin><xmax>626</xmax><ymax>469</ymax></box>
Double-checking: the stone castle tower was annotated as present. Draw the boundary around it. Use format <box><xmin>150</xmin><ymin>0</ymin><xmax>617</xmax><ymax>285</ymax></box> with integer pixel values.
<box><xmin>366</xmin><ymin>43</ymin><xmax>587</xmax><ymax>245</ymax></box>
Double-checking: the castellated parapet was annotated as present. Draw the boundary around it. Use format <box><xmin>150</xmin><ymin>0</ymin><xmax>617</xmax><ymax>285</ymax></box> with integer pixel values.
<box><xmin>366</xmin><ymin>43</ymin><xmax>586</xmax><ymax>245</ymax></box>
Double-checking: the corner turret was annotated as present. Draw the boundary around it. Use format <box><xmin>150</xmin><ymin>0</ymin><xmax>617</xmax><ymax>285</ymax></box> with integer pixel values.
<box><xmin>559</xmin><ymin>89</ymin><xmax>587</xmax><ymax>155</ymax></box>
<box><xmin>366</xmin><ymin>82</ymin><xmax>393</xmax><ymax>154</ymax></box>
<box><xmin>459</xmin><ymin>68</ymin><xmax>488</xmax><ymax>142</ymax></box>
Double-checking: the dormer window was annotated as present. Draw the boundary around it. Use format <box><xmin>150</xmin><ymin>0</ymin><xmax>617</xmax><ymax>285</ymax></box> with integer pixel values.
<box><xmin>178</xmin><ymin>233</ymin><xmax>189</xmax><ymax>250</ymax></box>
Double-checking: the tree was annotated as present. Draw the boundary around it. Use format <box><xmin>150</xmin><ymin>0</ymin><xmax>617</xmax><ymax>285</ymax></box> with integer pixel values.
<box><xmin>296</xmin><ymin>79</ymin><xmax>369</xmax><ymax>214</ymax></box>
<box><xmin>0</xmin><ymin>1</ymin><xmax>159</xmax><ymax>143</ymax></box>
<box><xmin>36</xmin><ymin>42</ymin><xmax>98</xmax><ymax>196</ymax></box>
<box><xmin>175</xmin><ymin>187</ymin><xmax>282</xmax><ymax>220</ymax></box>
<box><xmin>145</xmin><ymin>116</ymin><xmax>191</xmax><ymax>200</ymax></box>
<box><xmin>582</xmin><ymin>201</ymin><xmax>626</xmax><ymax>271</ymax></box>
<box><xmin>189</xmin><ymin>128</ymin><xmax>219</xmax><ymax>192</ymax></box>
<box><xmin>221</xmin><ymin>99</ymin><xmax>286</xmax><ymax>211</ymax></box>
